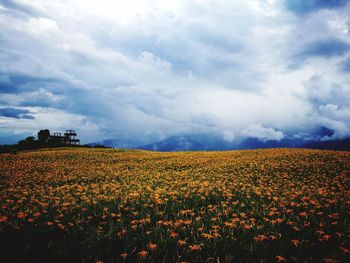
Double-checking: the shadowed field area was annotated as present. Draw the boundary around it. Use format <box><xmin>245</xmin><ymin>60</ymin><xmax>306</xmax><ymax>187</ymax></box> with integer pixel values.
<box><xmin>0</xmin><ymin>148</ymin><xmax>349</xmax><ymax>262</ymax></box>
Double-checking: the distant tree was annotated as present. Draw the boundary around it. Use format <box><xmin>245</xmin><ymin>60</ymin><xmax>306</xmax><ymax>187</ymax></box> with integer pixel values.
<box><xmin>18</xmin><ymin>139</ymin><xmax>26</xmax><ymax>145</ymax></box>
<box><xmin>38</xmin><ymin>129</ymin><xmax>50</xmax><ymax>143</ymax></box>
<box><xmin>18</xmin><ymin>136</ymin><xmax>37</xmax><ymax>149</ymax></box>
<box><xmin>18</xmin><ymin>136</ymin><xmax>35</xmax><ymax>144</ymax></box>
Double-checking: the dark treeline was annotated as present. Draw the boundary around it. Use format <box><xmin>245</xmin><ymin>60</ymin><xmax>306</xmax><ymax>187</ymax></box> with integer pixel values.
<box><xmin>0</xmin><ymin>129</ymin><xmax>108</xmax><ymax>154</ymax></box>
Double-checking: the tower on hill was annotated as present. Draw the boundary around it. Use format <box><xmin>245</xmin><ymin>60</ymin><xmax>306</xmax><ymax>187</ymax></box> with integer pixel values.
<box><xmin>38</xmin><ymin>129</ymin><xmax>80</xmax><ymax>145</ymax></box>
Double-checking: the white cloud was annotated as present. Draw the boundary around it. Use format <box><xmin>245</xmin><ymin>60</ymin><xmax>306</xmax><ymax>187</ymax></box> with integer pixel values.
<box><xmin>242</xmin><ymin>124</ymin><xmax>284</xmax><ymax>142</ymax></box>
<box><xmin>0</xmin><ymin>0</ymin><xmax>350</xmax><ymax>144</ymax></box>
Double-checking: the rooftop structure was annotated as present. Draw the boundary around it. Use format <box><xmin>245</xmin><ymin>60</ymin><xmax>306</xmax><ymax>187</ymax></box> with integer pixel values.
<box><xmin>50</xmin><ymin>130</ymin><xmax>80</xmax><ymax>145</ymax></box>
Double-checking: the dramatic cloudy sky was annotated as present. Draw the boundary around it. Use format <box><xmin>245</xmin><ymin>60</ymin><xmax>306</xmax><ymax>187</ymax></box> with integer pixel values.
<box><xmin>1</xmin><ymin>0</ymin><xmax>350</xmax><ymax>145</ymax></box>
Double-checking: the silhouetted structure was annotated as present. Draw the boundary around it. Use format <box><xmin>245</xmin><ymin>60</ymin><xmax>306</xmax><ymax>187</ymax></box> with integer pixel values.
<box><xmin>50</xmin><ymin>130</ymin><xmax>80</xmax><ymax>145</ymax></box>
<box><xmin>0</xmin><ymin>129</ymin><xmax>83</xmax><ymax>153</ymax></box>
<box><xmin>50</xmin><ymin>133</ymin><xmax>65</xmax><ymax>145</ymax></box>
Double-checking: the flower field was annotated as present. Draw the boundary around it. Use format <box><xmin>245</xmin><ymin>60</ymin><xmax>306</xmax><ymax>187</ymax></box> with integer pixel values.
<box><xmin>0</xmin><ymin>148</ymin><xmax>349</xmax><ymax>262</ymax></box>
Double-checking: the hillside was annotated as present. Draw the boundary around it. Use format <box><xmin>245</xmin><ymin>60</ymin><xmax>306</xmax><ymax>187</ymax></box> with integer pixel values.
<box><xmin>303</xmin><ymin>138</ymin><xmax>350</xmax><ymax>151</ymax></box>
<box><xmin>88</xmin><ymin>134</ymin><xmax>350</xmax><ymax>152</ymax></box>
<box><xmin>0</xmin><ymin>148</ymin><xmax>350</xmax><ymax>262</ymax></box>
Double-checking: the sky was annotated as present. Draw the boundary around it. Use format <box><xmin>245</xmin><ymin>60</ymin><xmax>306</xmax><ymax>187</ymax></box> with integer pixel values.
<box><xmin>0</xmin><ymin>0</ymin><xmax>350</xmax><ymax>146</ymax></box>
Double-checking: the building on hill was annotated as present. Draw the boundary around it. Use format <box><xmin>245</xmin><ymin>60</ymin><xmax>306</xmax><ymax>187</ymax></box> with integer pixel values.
<box><xmin>51</xmin><ymin>130</ymin><xmax>80</xmax><ymax>145</ymax></box>
<box><xmin>50</xmin><ymin>133</ymin><xmax>65</xmax><ymax>145</ymax></box>
<box><xmin>63</xmin><ymin>130</ymin><xmax>80</xmax><ymax>145</ymax></box>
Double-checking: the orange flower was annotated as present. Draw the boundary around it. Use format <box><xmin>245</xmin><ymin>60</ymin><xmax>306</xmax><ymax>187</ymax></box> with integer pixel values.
<box><xmin>270</xmin><ymin>235</ymin><xmax>278</xmax><ymax>240</ymax></box>
<box><xmin>17</xmin><ymin>212</ymin><xmax>25</xmax><ymax>219</ymax></box>
<box><xmin>148</xmin><ymin>243</ymin><xmax>157</xmax><ymax>250</ymax></box>
<box><xmin>202</xmin><ymin>233</ymin><xmax>214</xmax><ymax>239</ymax></box>
<box><xmin>239</xmin><ymin>212</ymin><xmax>246</xmax><ymax>218</ymax></box>
<box><xmin>213</xmin><ymin>232</ymin><xmax>221</xmax><ymax>238</ymax></box>
<box><xmin>0</xmin><ymin>216</ymin><xmax>8</xmax><ymax>223</ymax></box>
<box><xmin>276</xmin><ymin>255</ymin><xmax>286</xmax><ymax>262</ymax></box>
<box><xmin>243</xmin><ymin>224</ymin><xmax>253</xmax><ymax>230</ymax></box>
<box><xmin>292</xmin><ymin>226</ymin><xmax>300</xmax><ymax>232</ymax></box>
<box><xmin>33</xmin><ymin>212</ymin><xmax>41</xmax><ymax>218</ymax></box>
<box><xmin>189</xmin><ymin>244</ymin><xmax>202</xmax><ymax>251</ymax></box>
<box><xmin>317</xmin><ymin>229</ymin><xmax>325</xmax><ymax>235</ymax></box>
<box><xmin>178</xmin><ymin>240</ymin><xmax>187</xmax><ymax>246</ymax></box>
<box><xmin>320</xmin><ymin>234</ymin><xmax>331</xmax><ymax>241</ymax></box>
<box><xmin>138</xmin><ymin>250</ymin><xmax>148</xmax><ymax>258</ymax></box>
<box><xmin>254</xmin><ymin>235</ymin><xmax>268</xmax><ymax>242</ymax></box>
<box><xmin>291</xmin><ymin>239</ymin><xmax>301</xmax><ymax>247</ymax></box>
<box><xmin>96</xmin><ymin>259</ymin><xmax>103</xmax><ymax>263</ymax></box>
<box><xmin>276</xmin><ymin>218</ymin><xmax>284</xmax><ymax>224</ymax></box>
<box><xmin>169</xmin><ymin>232</ymin><xmax>178</xmax><ymax>238</ymax></box>
<box><xmin>299</xmin><ymin>212</ymin><xmax>307</xmax><ymax>217</ymax></box>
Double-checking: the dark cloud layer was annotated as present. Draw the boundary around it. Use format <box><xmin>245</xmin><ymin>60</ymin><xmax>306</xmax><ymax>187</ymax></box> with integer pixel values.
<box><xmin>0</xmin><ymin>107</ymin><xmax>34</xmax><ymax>119</ymax></box>
<box><xmin>297</xmin><ymin>38</ymin><xmax>350</xmax><ymax>59</ymax></box>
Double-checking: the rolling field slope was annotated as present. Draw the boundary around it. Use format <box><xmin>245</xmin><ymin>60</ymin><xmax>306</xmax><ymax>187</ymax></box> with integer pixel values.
<box><xmin>0</xmin><ymin>148</ymin><xmax>350</xmax><ymax>262</ymax></box>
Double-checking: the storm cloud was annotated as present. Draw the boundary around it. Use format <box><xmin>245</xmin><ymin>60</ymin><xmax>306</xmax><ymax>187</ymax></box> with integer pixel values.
<box><xmin>0</xmin><ymin>0</ymin><xmax>350</xmax><ymax>145</ymax></box>
<box><xmin>0</xmin><ymin>107</ymin><xmax>34</xmax><ymax>119</ymax></box>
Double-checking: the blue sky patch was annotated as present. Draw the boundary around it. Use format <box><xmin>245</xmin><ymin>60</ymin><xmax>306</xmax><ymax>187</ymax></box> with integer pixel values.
<box><xmin>285</xmin><ymin>0</ymin><xmax>349</xmax><ymax>15</ymax></box>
